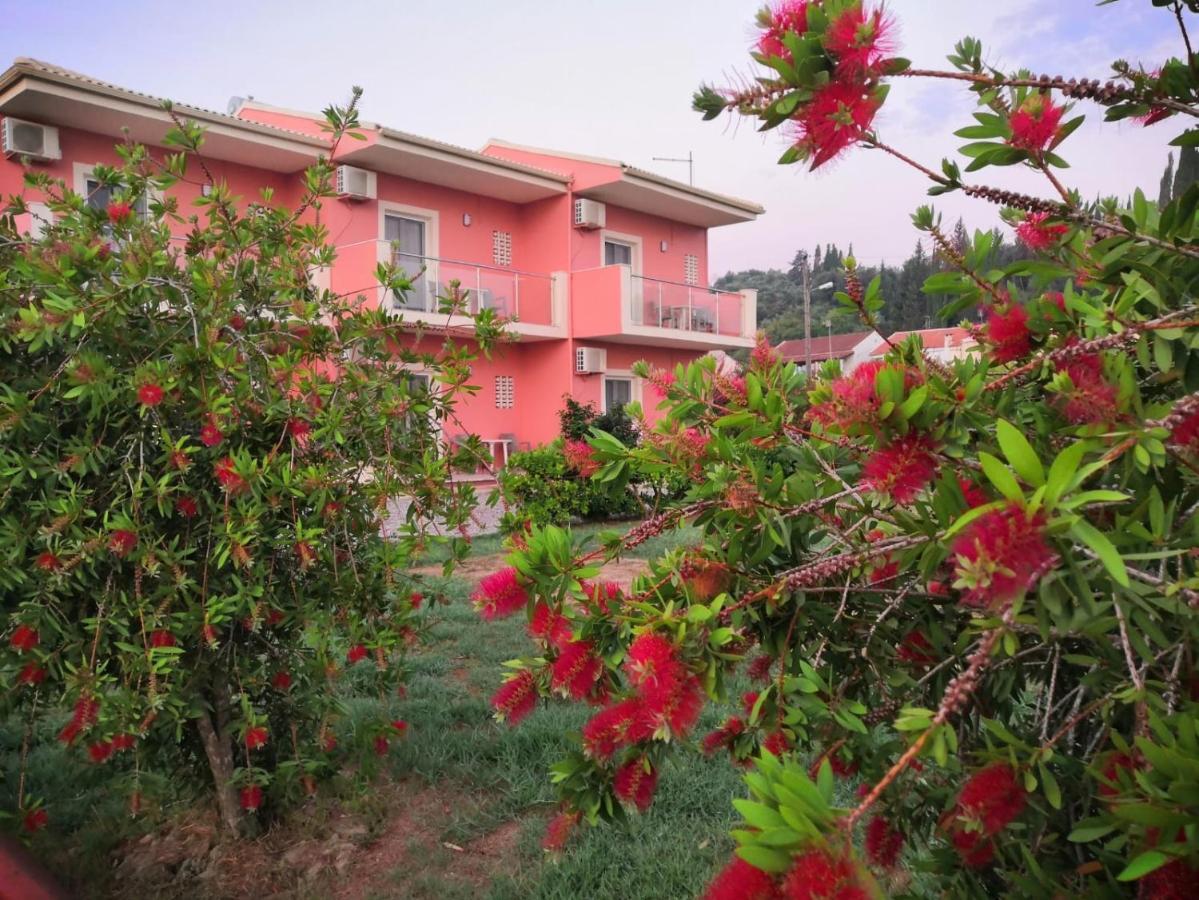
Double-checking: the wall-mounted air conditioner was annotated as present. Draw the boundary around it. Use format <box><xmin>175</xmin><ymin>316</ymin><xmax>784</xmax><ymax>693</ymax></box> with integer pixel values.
<box><xmin>335</xmin><ymin>165</ymin><xmax>377</xmax><ymax>200</ymax></box>
<box><xmin>575</xmin><ymin>347</ymin><xmax>607</xmax><ymax>374</ymax></box>
<box><xmin>2</xmin><ymin>117</ymin><xmax>61</xmax><ymax>162</ymax></box>
<box><xmin>573</xmin><ymin>198</ymin><xmax>606</xmax><ymax>230</ymax></box>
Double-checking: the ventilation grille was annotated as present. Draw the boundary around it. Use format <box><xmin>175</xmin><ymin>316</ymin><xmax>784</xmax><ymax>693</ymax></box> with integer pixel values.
<box><xmin>684</xmin><ymin>254</ymin><xmax>699</xmax><ymax>286</ymax></box>
<box><xmin>495</xmin><ymin>375</ymin><xmax>514</xmax><ymax>409</ymax></box>
<box><xmin>492</xmin><ymin>230</ymin><xmax>512</xmax><ymax>267</ymax></box>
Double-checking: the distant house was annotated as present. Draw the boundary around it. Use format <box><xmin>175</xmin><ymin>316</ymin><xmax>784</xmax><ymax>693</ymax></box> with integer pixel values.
<box><xmin>776</xmin><ymin>326</ymin><xmax>976</xmax><ymax>374</ymax></box>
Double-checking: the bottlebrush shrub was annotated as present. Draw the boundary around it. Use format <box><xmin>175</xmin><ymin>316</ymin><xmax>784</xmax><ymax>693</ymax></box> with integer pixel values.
<box><xmin>481</xmin><ymin>3</ymin><xmax>1199</xmax><ymax>896</ymax></box>
<box><xmin>0</xmin><ymin>95</ymin><xmax>494</xmax><ymax>835</ymax></box>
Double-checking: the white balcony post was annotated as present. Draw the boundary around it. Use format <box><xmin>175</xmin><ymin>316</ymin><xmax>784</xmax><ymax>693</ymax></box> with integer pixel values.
<box><xmin>657</xmin><ymin>281</ymin><xmax>663</xmax><ymax>327</ymax></box>
<box><xmin>715</xmin><ymin>290</ymin><xmax>721</xmax><ymax>335</ymax></box>
<box><xmin>513</xmin><ymin>272</ymin><xmax>520</xmax><ymax>319</ymax></box>
<box><xmin>687</xmin><ymin>287</ymin><xmax>694</xmax><ymax>332</ymax></box>
<box><xmin>740</xmin><ymin>288</ymin><xmax>758</xmax><ymax>338</ymax></box>
<box><xmin>475</xmin><ymin>265</ymin><xmax>482</xmax><ymax>315</ymax></box>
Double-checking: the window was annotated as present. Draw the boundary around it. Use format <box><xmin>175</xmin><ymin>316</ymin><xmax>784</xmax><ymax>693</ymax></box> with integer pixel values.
<box><xmin>604</xmin><ymin>377</ymin><xmax>632</xmax><ymax>412</ymax></box>
<box><xmin>402</xmin><ymin>372</ymin><xmax>432</xmax><ymax>430</ymax></box>
<box><xmin>81</xmin><ymin>170</ymin><xmax>148</xmax><ymax>220</ymax></box>
<box><xmin>603</xmin><ymin>239</ymin><xmax>633</xmax><ymax>267</ymax></box>
<box><xmin>492</xmin><ymin>230</ymin><xmax>512</xmax><ymax>267</ymax></box>
<box><xmin>495</xmin><ymin>375</ymin><xmax>514</xmax><ymax>409</ymax></box>
<box><xmin>384</xmin><ymin>214</ymin><xmax>429</xmax><ymax>312</ymax></box>
<box><xmin>684</xmin><ymin>254</ymin><xmax>699</xmax><ymax>286</ymax></box>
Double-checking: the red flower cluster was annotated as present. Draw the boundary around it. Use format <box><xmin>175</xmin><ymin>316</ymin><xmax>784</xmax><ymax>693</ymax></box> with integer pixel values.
<box><xmin>860</xmin><ymin>432</ymin><xmax>939</xmax><ymax>504</ymax></box>
<box><xmin>109</xmin><ymin>529</ymin><xmax>137</xmax><ymax>557</ymax></box>
<box><xmin>245</xmin><ymin>726</ymin><xmax>269</xmax><ymax>751</ymax></box>
<box><xmin>762</xmin><ymin>729</ymin><xmax>792</xmax><ymax>757</ymax></box>
<box><xmin>896</xmin><ymin>630</ymin><xmax>936</xmax><ymax>667</ymax></box>
<box><xmin>865</xmin><ymin>815</ymin><xmax>904</xmax><ymax>869</ymax></box>
<box><xmin>137</xmin><ymin>383</ymin><xmax>164</xmax><ymax>407</ymax></box>
<box><xmin>782</xmin><ymin>846</ymin><xmax>872</xmax><ymax>899</ymax></box>
<box><xmin>747</xmin><ymin>654</ymin><xmax>774</xmax><ymax>683</ymax></box>
<box><xmin>88</xmin><ymin>740</ymin><xmax>116</xmax><ymax>764</ymax></box>
<box><xmin>529</xmin><ymin>602</ymin><xmax>572</xmax><ymax>648</ymax></box>
<box><xmin>106</xmin><ymin>201</ymin><xmax>133</xmax><ymax>223</ymax></box>
<box><xmin>1097</xmin><ymin>750</ymin><xmax>1139</xmax><ymax>799</ymax></box>
<box><xmin>550</xmin><ymin>639</ymin><xmax>604</xmax><ymax>700</ymax></box>
<box><xmin>756</xmin><ymin>0</ymin><xmax>811</xmax><ymax>60</ymax></box>
<box><xmin>563</xmin><ymin>439</ymin><xmax>600</xmax><ymax>477</ymax></box>
<box><xmin>702</xmin><ymin>716</ymin><xmax>745</xmax><ymax>756</ymax></box>
<box><xmin>1137</xmin><ymin>858</ymin><xmax>1199</xmax><ymax>899</ymax></box>
<box><xmin>18</xmin><ymin>662</ymin><xmax>47</xmax><ymax>686</ymax></box>
<box><xmin>613</xmin><ymin>756</ymin><xmax>659</xmax><ymax>812</ymax></box>
<box><xmin>199</xmin><ymin>419</ymin><xmax>223</xmax><ymax>447</ymax></box>
<box><xmin>1015</xmin><ymin>212</ymin><xmax>1069</xmax><ymax>251</ymax></box>
<box><xmin>214</xmin><ymin>456</ymin><xmax>248</xmax><ymax>495</ymax></box>
<box><xmin>579</xmin><ymin>579</ymin><xmax>622</xmax><ymax>614</ymax></box>
<box><xmin>951</xmin><ymin>502</ymin><xmax>1057</xmax><ymax>609</ymax></box>
<box><xmin>35</xmin><ymin>551</ymin><xmax>61</xmax><ymax>571</ymax></box>
<box><xmin>984</xmin><ymin>304</ymin><xmax>1032</xmax><ymax>364</ymax></box>
<box><xmin>287</xmin><ymin>418</ymin><xmax>311</xmax><ymax>442</ymax></box>
<box><xmin>295</xmin><ymin>540</ymin><xmax>317</xmax><ymax>568</ymax></box>
<box><xmin>491</xmin><ymin>668</ymin><xmax>538</xmax><ymax>725</ymax></box>
<box><xmin>58</xmin><ymin>695</ymin><xmax>100</xmax><ymax>745</ymax></box>
<box><xmin>682</xmin><ymin>557</ymin><xmax>731</xmax><ymax>601</ymax></box>
<box><xmin>958</xmin><ymin>477</ymin><xmax>988</xmax><ymax>508</ymax></box>
<box><xmin>648</xmin><ymin>367</ymin><xmax>678</xmax><ymax>399</ymax></box>
<box><xmin>23</xmin><ymin>808</ymin><xmax>49</xmax><ymax>833</ymax></box>
<box><xmin>944</xmin><ymin>763</ymin><xmax>1027</xmax><ymax>867</ymax></box>
<box><xmin>1171</xmin><ymin>408</ymin><xmax>1199</xmax><ymax>452</ymax></box>
<box><xmin>176</xmin><ymin>495</ymin><xmax>199</xmax><ymax>518</ymax></box>
<box><xmin>791</xmin><ymin>82</ymin><xmax>884</xmax><ymax>170</ymax></box>
<box><xmin>823</xmin><ymin>3</ymin><xmax>896</xmax><ymax>78</ymax></box>
<box><xmin>702</xmin><ymin>856</ymin><xmax>781</xmax><ymax>900</ymax></box>
<box><xmin>347</xmin><ymin>644</ymin><xmax>369</xmax><ymax>664</ymax></box>
<box><xmin>808</xmin><ymin>361</ymin><xmax>886</xmax><ymax>432</ymax></box>
<box><xmin>1008</xmin><ymin>93</ymin><xmax>1066</xmax><ymax>152</ymax></box>
<box><xmin>271</xmin><ymin>671</ymin><xmax>292</xmax><ymax>691</ymax></box>
<box><xmin>149</xmin><ymin>630</ymin><xmax>176</xmax><ymax>648</ymax></box>
<box><xmin>472</xmin><ymin>567</ymin><xmax>529</xmax><ymax>620</ymax></box>
<box><xmin>541</xmin><ymin>809</ymin><xmax>582</xmax><ymax>853</ymax></box>
<box><xmin>1056</xmin><ymin>346</ymin><xmax>1119</xmax><ymax>425</ymax></box>
<box><xmin>10</xmin><ymin>624</ymin><xmax>39</xmax><ymax>652</ymax></box>
<box><xmin>239</xmin><ymin>785</ymin><xmax>264</xmax><ymax>812</ymax></box>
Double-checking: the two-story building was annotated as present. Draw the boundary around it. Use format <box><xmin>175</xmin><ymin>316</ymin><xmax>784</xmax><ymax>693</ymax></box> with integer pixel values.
<box><xmin>0</xmin><ymin>58</ymin><xmax>762</xmax><ymax>461</ymax></box>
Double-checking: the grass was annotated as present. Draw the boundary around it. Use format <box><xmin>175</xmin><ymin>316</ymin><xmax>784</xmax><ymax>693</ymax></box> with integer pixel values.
<box><xmin>425</xmin><ymin>518</ymin><xmax>702</xmax><ymax>565</ymax></box>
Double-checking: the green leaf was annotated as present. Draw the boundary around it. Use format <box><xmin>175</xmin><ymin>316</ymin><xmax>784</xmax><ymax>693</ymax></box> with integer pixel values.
<box><xmin>735</xmin><ymin>845</ymin><xmax>794</xmax><ymax>875</ymax></box>
<box><xmin>1117</xmin><ymin>850</ymin><xmax>1171</xmax><ymax>882</ymax></box>
<box><xmin>1070</xmin><ymin>519</ymin><xmax>1130</xmax><ymax>587</ymax></box>
<box><xmin>979</xmin><ymin>452</ymin><xmax>1023</xmax><ymax>502</ymax></box>
<box><xmin>1069</xmin><ymin>822</ymin><xmax>1116</xmax><ymax>843</ymax></box>
<box><xmin>996</xmin><ymin>419</ymin><xmax>1044</xmax><ymax>486</ymax></box>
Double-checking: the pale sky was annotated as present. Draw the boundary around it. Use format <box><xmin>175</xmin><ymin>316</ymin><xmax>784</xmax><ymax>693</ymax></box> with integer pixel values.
<box><xmin>0</xmin><ymin>0</ymin><xmax>1180</xmax><ymax>274</ymax></box>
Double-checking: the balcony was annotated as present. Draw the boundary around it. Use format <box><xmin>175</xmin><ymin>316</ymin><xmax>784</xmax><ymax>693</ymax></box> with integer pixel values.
<box><xmin>571</xmin><ymin>265</ymin><xmax>757</xmax><ymax>350</ymax></box>
<box><xmin>328</xmin><ymin>240</ymin><xmax>566</xmax><ymax>340</ymax></box>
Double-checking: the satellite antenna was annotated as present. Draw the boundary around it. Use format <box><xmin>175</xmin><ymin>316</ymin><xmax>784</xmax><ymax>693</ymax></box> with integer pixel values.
<box><xmin>652</xmin><ymin>151</ymin><xmax>694</xmax><ymax>185</ymax></box>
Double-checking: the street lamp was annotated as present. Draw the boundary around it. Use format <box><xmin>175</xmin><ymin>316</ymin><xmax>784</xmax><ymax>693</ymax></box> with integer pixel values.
<box><xmin>802</xmin><ymin>274</ymin><xmax>835</xmax><ymax>372</ymax></box>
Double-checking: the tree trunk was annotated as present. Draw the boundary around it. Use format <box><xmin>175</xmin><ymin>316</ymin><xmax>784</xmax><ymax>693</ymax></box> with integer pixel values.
<box><xmin>195</xmin><ymin>680</ymin><xmax>242</xmax><ymax>835</ymax></box>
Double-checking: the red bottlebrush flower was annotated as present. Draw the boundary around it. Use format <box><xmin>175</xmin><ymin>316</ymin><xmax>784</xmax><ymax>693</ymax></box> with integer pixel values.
<box><xmin>529</xmin><ymin>602</ymin><xmax>572</xmax><ymax>648</ymax></box>
<box><xmin>951</xmin><ymin>502</ymin><xmax>1057</xmax><ymax>609</ymax></box>
<box><xmin>742</xmin><ymin>691</ymin><xmax>761</xmax><ymax>718</ymax></box>
<box><xmin>782</xmin><ymin>847</ymin><xmax>867</xmax><ymax>900</ymax></box>
<box><xmin>111</xmin><ymin>733</ymin><xmax>136</xmax><ymax>752</ymax></box>
<box><xmin>1044</xmin><ymin>291</ymin><xmax>1067</xmax><ymax>315</ymax></box>
<box><xmin>1008</xmin><ymin>93</ymin><xmax>1066</xmax><ymax>152</ymax></box>
<box><xmin>391</xmin><ymin>720</ymin><xmax>408</xmax><ymax>737</ymax></box>
<box><xmin>551</xmin><ymin>640</ymin><xmax>603</xmax><ymax>700</ymax></box>
<box><xmin>109</xmin><ymin>529</ymin><xmax>137</xmax><ymax>557</ymax></box>
<box><xmin>808</xmin><ymin>361</ymin><xmax>887</xmax><ymax>432</ymax></box>
<box><xmin>897</xmin><ymin>630</ymin><xmax>936</xmax><ymax>667</ymax></box>
<box><xmin>761</xmin><ymin>730</ymin><xmax>791</xmax><ymax>757</ymax></box>
<box><xmin>170</xmin><ymin>450</ymin><xmax>191</xmax><ymax>471</ymax></box>
<box><xmin>137</xmin><ymin>383</ymin><xmax>164</xmax><ymax>407</ymax></box>
<box><xmin>245</xmin><ymin>726</ymin><xmax>269</xmax><ymax>751</ymax></box>
<box><xmin>35</xmin><ymin>551</ymin><xmax>61</xmax><ymax>571</ymax></box>
<box><xmin>18</xmin><ymin>662</ymin><xmax>47</xmax><ymax>686</ymax></box>
<box><xmin>409</xmin><ymin>592</ymin><xmax>423</xmax><ymax>610</ymax></box>
<box><xmin>582</xmin><ymin>698</ymin><xmax>643</xmax><ymax>760</ymax></box>
<box><xmin>580</xmin><ymin>579</ymin><xmax>622</xmax><ymax>614</ymax></box>
<box><xmin>869</xmin><ymin>558</ymin><xmax>898</xmax><ymax>585</ymax></box>
<box><xmin>1171</xmin><ymin>409</ymin><xmax>1199</xmax><ymax>452</ymax></box>
<box><xmin>985</xmin><ymin>304</ymin><xmax>1032</xmax><ymax>364</ymax></box>
<box><xmin>824</xmin><ymin>3</ymin><xmax>896</xmax><ymax>78</ymax></box>
<box><xmin>229</xmin><ymin>314</ymin><xmax>246</xmax><ymax>331</ymax></box>
<box><xmin>472</xmin><ymin>567</ymin><xmax>529</xmax><ymax>620</ymax></box>
<box><xmin>683</xmin><ymin>558</ymin><xmax>731</xmax><ymax>601</ymax></box>
<box><xmin>865</xmin><ymin>815</ymin><xmax>904</xmax><ymax>869</ymax></box>
<box><xmin>149</xmin><ymin>630</ymin><xmax>176</xmax><ymax>648</ymax></box>
<box><xmin>373</xmin><ymin>735</ymin><xmax>390</xmax><ymax>756</ymax></box>
<box><xmin>271</xmin><ymin>671</ymin><xmax>293</xmax><ymax>691</ymax></box>
<box><xmin>202</xmin><ymin>623</ymin><xmax>219</xmax><ymax>646</ymax></box>
<box><xmin>23</xmin><ymin>808</ymin><xmax>49</xmax><ymax>833</ymax></box>
<box><xmin>1097</xmin><ymin>750</ymin><xmax>1140</xmax><ymax>798</ymax></box>
<box><xmin>106</xmin><ymin>201</ymin><xmax>133</xmax><ymax>223</ymax></box>
<box><xmin>636</xmin><ymin>674</ymin><xmax>704</xmax><ymax>739</ymax></box>
<box><xmin>10</xmin><ymin>624</ymin><xmax>39</xmax><ymax>653</ymax></box>
<box><xmin>625</xmin><ymin>633</ymin><xmax>682</xmax><ymax>695</ymax></box>
<box><xmin>1016</xmin><ymin>212</ymin><xmax>1069</xmax><ymax>251</ymax></box>
<box><xmin>955</xmin><ymin>763</ymin><xmax>1027</xmax><ymax>835</ymax></box>
<box><xmin>323</xmin><ymin>501</ymin><xmax>341</xmax><ymax>518</ymax></box>
<box><xmin>87</xmin><ymin>740</ymin><xmax>115</xmax><ymax>764</ymax></box>
<box><xmin>492</xmin><ymin>669</ymin><xmax>538</xmax><ymax>725</ymax></box>
<box><xmin>703</xmin><ymin>856</ymin><xmax>781</xmax><ymax>900</ymax></box>
<box><xmin>1056</xmin><ymin>347</ymin><xmax>1119</xmax><ymax>425</ymax></box>
<box><xmin>295</xmin><ymin>540</ymin><xmax>317</xmax><ymax>568</ymax></box>
<box><xmin>702</xmin><ymin>716</ymin><xmax>745</xmax><ymax>755</ymax></box>
<box><xmin>949</xmin><ymin>826</ymin><xmax>995</xmax><ymax>868</ymax></box>
<box><xmin>747</xmin><ymin>654</ymin><xmax>774</xmax><ymax>684</ymax></box>
<box><xmin>58</xmin><ymin>696</ymin><xmax>99</xmax><ymax>745</ymax></box>
<box><xmin>860</xmin><ymin>432</ymin><xmax>940</xmax><ymax>504</ymax></box>
<box><xmin>958</xmin><ymin>477</ymin><xmax>988</xmax><ymax>509</ymax></box>
<box><xmin>199</xmin><ymin>421</ymin><xmax>223</xmax><ymax>448</ymax></box>
<box><xmin>751</xmin><ymin>334</ymin><xmax>780</xmax><ymax>370</ymax></box>
<box><xmin>176</xmin><ymin>495</ymin><xmax>199</xmax><ymax>518</ymax></box>
<box><xmin>541</xmin><ymin>809</ymin><xmax>582</xmax><ymax>853</ymax></box>
<box><xmin>321</xmin><ymin>733</ymin><xmax>338</xmax><ymax>753</ymax></box>
<box><xmin>792</xmin><ymin>82</ymin><xmax>884</xmax><ymax>170</ymax></box>
<box><xmin>649</xmin><ymin>368</ymin><xmax>677</xmax><ymax>399</ymax></box>
<box><xmin>563</xmin><ymin>439</ymin><xmax>600</xmax><ymax>478</ymax></box>
<box><xmin>613</xmin><ymin>757</ymin><xmax>658</xmax><ymax>812</ymax></box>
<box><xmin>239</xmin><ymin>785</ymin><xmax>263</xmax><ymax>812</ymax></box>
<box><xmin>756</xmin><ymin>0</ymin><xmax>811</xmax><ymax>60</ymax></box>
<box><xmin>1137</xmin><ymin>858</ymin><xmax>1199</xmax><ymax>899</ymax></box>
<box><xmin>926</xmin><ymin>580</ymin><xmax>947</xmax><ymax>597</ymax></box>
<box><xmin>214</xmin><ymin>456</ymin><xmax>248</xmax><ymax>495</ymax></box>
<box><xmin>347</xmin><ymin>644</ymin><xmax>369</xmax><ymax>664</ymax></box>
<box><xmin>286</xmin><ymin>418</ymin><xmax>311</xmax><ymax>442</ymax></box>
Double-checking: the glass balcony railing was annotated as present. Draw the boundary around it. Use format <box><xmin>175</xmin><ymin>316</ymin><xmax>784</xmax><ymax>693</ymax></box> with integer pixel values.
<box><xmin>629</xmin><ymin>274</ymin><xmax>748</xmax><ymax>338</ymax></box>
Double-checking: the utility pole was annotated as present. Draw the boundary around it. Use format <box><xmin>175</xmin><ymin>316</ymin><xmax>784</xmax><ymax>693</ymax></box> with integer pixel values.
<box><xmin>652</xmin><ymin>151</ymin><xmax>694</xmax><ymax>185</ymax></box>
<box><xmin>798</xmin><ymin>250</ymin><xmax>812</xmax><ymax>373</ymax></box>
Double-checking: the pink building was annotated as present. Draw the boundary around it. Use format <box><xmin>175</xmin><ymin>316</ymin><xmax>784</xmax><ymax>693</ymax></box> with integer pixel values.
<box><xmin>0</xmin><ymin>58</ymin><xmax>762</xmax><ymax>460</ymax></box>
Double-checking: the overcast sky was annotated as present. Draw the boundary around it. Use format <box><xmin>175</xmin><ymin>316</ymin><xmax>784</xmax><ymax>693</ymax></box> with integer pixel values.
<box><xmin>0</xmin><ymin>0</ymin><xmax>1182</xmax><ymax>274</ymax></box>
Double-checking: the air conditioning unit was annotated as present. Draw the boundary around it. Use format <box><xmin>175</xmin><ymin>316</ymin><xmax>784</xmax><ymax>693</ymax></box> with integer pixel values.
<box><xmin>2</xmin><ymin>117</ymin><xmax>61</xmax><ymax>162</ymax></box>
<box><xmin>335</xmin><ymin>165</ymin><xmax>377</xmax><ymax>200</ymax></box>
<box><xmin>573</xmin><ymin>198</ymin><xmax>606</xmax><ymax>230</ymax></box>
<box><xmin>575</xmin><ymin>347</ymin><xmax>607</xmax><ymax>374</ymax></box>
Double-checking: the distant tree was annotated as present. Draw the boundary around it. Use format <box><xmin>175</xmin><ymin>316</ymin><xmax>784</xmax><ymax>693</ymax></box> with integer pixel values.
<box><xmin>1159</xmin><ymin>152</ymin><xmax>1175</xmax><ymax>208</ymax></box>
<box><xmin>1173</xmin><ymin>145</ymin><xmax>1199</xmax><ymax>200</ymax></box>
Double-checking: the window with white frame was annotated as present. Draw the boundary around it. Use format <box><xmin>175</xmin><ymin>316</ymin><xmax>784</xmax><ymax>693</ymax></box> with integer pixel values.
<box><xmin>603</xmin><ymin>377</ymin><xmax>632</xmax><ymax>412</ymax></box>
<box><xmin>492</xmin><ymin>230</ymin><xmax>512</xmax><ymax>267</ymax></box>
<box><xmin>78</xmin><ymin>165</ymin><xmax>149</xmax><ymax>219</ymax></box>
<box><xmin>495</xmin><ymin>375</ymin><xmax>515</xmax><ymax>409</ymax></box>
<box><xmin>684</xmin><ymin>254</ymin><xmax>699</xmax><ymax>286</ymax></box>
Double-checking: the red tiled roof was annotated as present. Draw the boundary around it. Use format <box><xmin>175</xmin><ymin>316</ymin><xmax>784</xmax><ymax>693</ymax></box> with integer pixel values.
<box><xmin>776</xmin><ymin>331</ymin><xmax>872</xmax><ymax>363</ymax></box>
<box><xmin>870</xmin><ymin>327</ymin><xmax>974</xmax><ymax>356</ymax></box>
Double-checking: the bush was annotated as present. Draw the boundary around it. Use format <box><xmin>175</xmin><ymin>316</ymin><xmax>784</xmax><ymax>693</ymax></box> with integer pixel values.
<box><xmin>479</xmin><ymin>4</ymin><xmax>1199</xmax><ymax>897</ymax></box>
<box><xmin>558</xmin><ymin>396</ymin><xmax>640</xmax><ymax>448</ymax></box>
<box><xmin>0</xmin><ymin>94</ymin><xmax>492</xmax><ymax>836</ymax></box>
<box><xmin>498</xmin><ymin>441</ymin><xmax>641</xmax><ymax>533</ymax></box>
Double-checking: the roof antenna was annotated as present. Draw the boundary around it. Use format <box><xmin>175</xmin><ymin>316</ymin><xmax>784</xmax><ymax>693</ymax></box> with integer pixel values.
<box><xmin>652</xmin><ymin>151</ymin><xmax>694</xmax><ymax>185</ymax></box>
